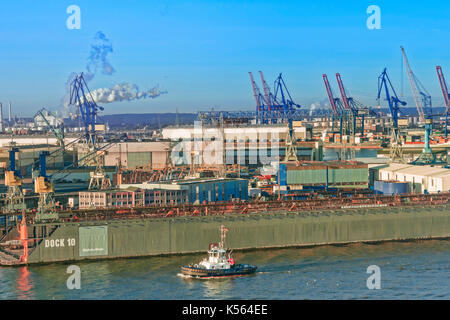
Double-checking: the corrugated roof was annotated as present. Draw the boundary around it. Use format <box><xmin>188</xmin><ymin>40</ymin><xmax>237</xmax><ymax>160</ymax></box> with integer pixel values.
<box><xmin>379</xmin><ymin>164</ymin><xmax>450</xmax><ymax>178</ymax></box>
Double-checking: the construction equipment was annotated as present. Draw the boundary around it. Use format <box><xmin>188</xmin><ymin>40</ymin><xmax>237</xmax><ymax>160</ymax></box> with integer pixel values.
<box><xmin>400</xmin><ymin>47</ymin><xmax>445</xmax><ymax>165</ymax></box>
<box><xmin>69</xmin><ymin>73</ymin><xmax>111</xmax><ymax>189</ymax></box>
<box><xmin>3</xmin><ymin>146</ymin><xmax>25</xmax><ymax>213</ymax></box>
<box><xmin>377</xmin><ymin>68</ymin><xmax>407</xmax><ymax>163</ymax></box>
<box><xmin>323</xmin><ymin>74</ymin><xmax>344</xmax><ymax>135</ymax></box>
<box><xmin>249</xmin><ymin>72</ymin><xmax>302</xmax><ymax>124</ymax></box>
<box><xmin>35</xmin><ymin>108</ymin><xmax>65</xmax><ymax>147</ymax></box>
<box><xmin>284</xmin><ymin>118</ymin><xmax>298</xmax><ymax>162</ymax></box>
<box><xmin>401</xmin><ymin>46</ymin><xmax>430</xmax><ymax>124</ymax></box>
<box><xmin>335</xmin><ymin>74</ymin><xmax>358</xmax><ymax>160</ymax></box>
<box><xmin>436</xmin><ymin>66</ymin><xmax>450</xmax><ymax>138</ymax></box>
<box><xmin>69</xmin><ymin>73</ymin><xmax>104</xmax><ymax>147</ymax></box>
<box><xmin>273</xmin><ymin>73</ymin><xmax>302</xmax><ymax>118</ymax></box>
<box><xmin>34</xmin><ymin>151</ymin><xmax>58</xmax><ymax>221</ymax></box>
<box><xmin>249</xmin><ymin>72</ymin><xmax>268</xmax><ymax>123</ymax></box>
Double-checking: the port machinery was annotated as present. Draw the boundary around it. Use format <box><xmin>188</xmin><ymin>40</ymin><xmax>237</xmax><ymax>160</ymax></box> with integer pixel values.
<box><xmin>69</xmin><ymin>73</ymin><xmax>112</xmax><ymax>190</ymax></box>
<box><xmin>197</xmin><ymin>72</ymin><xmax>303</xmax><ymax>125</ymax></box>
<box><xmin>401</xmin><ymin>47</ymin><xmax>447</xmax><ymax>166</ymax></box>
<box><xmin>437</xmin><ymin>66</ymin><xmax>450</xmax><ymax>139</ymax></box>
<box><xmin>377</xmin><ymin>68</ymin><xmax>408</xmax><ymax>163</ymax></box>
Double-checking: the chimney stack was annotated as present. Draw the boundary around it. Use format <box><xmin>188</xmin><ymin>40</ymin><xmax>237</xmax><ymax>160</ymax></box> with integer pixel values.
<box><xmin>8</xmin><ymin>102</ymin><xmax>11</xmax><ymax>123</ymax></box>
<box><xmin>0</xmin><ymin>103</ymin><xmax>3</xmax><ymax>132</ymax></box>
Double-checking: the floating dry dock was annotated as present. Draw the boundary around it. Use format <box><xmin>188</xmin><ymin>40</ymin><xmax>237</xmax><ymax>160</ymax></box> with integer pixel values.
<box><xmin>1</xmin><ymin>193</ymin><xmax>449</xmax><ymax>265</ymax></box>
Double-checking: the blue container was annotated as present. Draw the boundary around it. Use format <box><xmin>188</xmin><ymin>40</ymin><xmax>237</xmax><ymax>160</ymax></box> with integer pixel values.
<box><xmin>374</xmin><ymin>181</ymin><xmax>409</xmax><ymax>195</ymax></box>
<box><xmin>278</xmin><ymin>164</ymin><xmax>287</xmax><ymax>186</ymax></box>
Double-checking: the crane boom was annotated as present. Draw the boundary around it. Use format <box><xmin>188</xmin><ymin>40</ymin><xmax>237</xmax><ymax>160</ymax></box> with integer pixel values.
<box><xmin>248</xmin><ymin>72</ymin><xmax>265</xmax><ymax>112</ymax></box>
<box><xmin>437</xmin><ymin>66</ymin><xmax>450</xmax><ymax>109</ymax></box>
<box><xmin>259</xmin><ymin>71</ymin><xmax>273</xmax><ymax>111</ymax></box>
<box><xmin>322</xmin><ymin>74</ymin><xmax>339</xmax><ymax>115</ymax></box>
<box><xmin>401</xmin><ymin>46</ymin><xmax>426</xmax><ymax>123</ymax></box>
<box><xmin>36</xmin><ymin>108</ymin><xmax>64</xmax><ymax>146</ymax></box>
<box><xmin>335</xmin><ymin>73</ymin><xmax>351</xmax><ymax>110</ymax></box>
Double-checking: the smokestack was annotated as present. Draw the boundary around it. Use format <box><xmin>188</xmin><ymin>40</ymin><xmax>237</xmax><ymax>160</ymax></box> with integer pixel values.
<box><xmin>0</xmin><ymin>103</ymin><xmax>3</xmax><ymax>132</ymax></box>
<box><xmin>8</xmin><ymin>102</ymin><xmax>11</xmax><ymax>122</ymax></box>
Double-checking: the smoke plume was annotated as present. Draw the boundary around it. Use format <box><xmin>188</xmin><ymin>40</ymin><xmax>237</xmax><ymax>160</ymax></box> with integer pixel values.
<box><xmin>89</xmin><ymin>83</ymin><xmax>167</xmax><ymax>104</ymax></box>
<box><xmin>85</xmin><ymin>31</ymin><xmax>115</xmax><ymax>81</ymax></box>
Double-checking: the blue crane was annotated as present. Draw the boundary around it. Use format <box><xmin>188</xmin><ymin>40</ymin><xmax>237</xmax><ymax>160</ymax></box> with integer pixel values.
<box><xmin>69</xmin><ymin>73</ymin><xmax>104</xmax><ymax>147</ymax></box>
<box><xmin>377</xmin><ymin>68</ymin><xmax>407</xmax><ymax>163</ymax></box>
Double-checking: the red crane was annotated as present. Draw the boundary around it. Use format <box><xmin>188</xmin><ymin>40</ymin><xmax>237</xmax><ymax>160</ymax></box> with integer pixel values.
<box><xmin>248</xmin><ymin>72</ymin><xmax>265</xmax><ymax>112</ymax></box>
<box><xmin>259</xmin><ymin>71</ymin><xmax>273</xmax><ymax>111</ymax></box>
<box><xmin>323</xmin><ymin>74</ymin><xmax>339</xmax><ymax>115</ymax></box>
<box><xmin>336</xmin><ymin>73</ymin><xmax>351</xmax><ymax>110</ymax></box>
<box><xmin>436</xmin><ymin>66</ymin><xmax>450</xmax><ymax>138</ymax></box>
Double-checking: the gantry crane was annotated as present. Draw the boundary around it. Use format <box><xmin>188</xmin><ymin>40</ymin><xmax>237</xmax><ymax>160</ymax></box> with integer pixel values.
<box><xmin>35</xmin><ymin>108</ymin><xmax>65</xmax><ymax>147</ymax></box>
<box><xmin>69</xmin><ymin>73</ymin><xmax>111</xmax><ymax>190</ymax></box>
<box><xmin>249</xmin><ymin>72</ymin><xmax>269</xmax><ymax>124</ymax></box>
<box><xmin>401</xmin><ymin>47</ymin><xmax>445</xmax><ymax>165</ymax></box>
<box><xmin>249</xmin><ymin>72</ymin><xmax>302</xmax><ymax>124</ymax></box>
<box><xmin>401</xmin><ymin>46</ymin><xmax>430</xmax><ymax>124</ymax></box>
<box><xmin>34</xmin><ymin>151</ymin><xmax>58</xmax><ymax>221</ymax></box>
<box><xmin>3</xmin><ymin>146</ymin><xmax>26</xmax><ymax>214</ymax></box>
<box><xmin>323</xmin><ymin>74</ymin><xmax>345</xmax><ymax>135</ymax></box>
<box><xmin>377</xmin><ymin>68</ymin><xmax>407</xmax><ymax>163</ymax></box>
<box><xmin>436</xmin><ymin>66</ymin><xmax>450</xmax><ymax>138</ymax></box>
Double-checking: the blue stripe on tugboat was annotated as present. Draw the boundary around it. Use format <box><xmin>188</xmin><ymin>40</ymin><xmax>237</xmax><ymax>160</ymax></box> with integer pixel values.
<box><xmin>181</xmin><ymin>225</ymin><xmax>257</xmax><ymax>279</ymax></box>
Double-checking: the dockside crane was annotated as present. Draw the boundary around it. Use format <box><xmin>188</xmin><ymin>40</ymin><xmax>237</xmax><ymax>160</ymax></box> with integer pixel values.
<box><xmin>248</xmin><ymin>72</ymin><xmax>268</xmax><ymax>123</ymax></box>
<box><xmin>401</xmin><ymin>47</ymin><xmax>430</xmax><ymax>124</ymax></box>
<box><xmin>34</xmin><ymin>151</ymin><xmax>58</xmax><ymax>221</ymax></box>
<box><xmin>35</xmin><ymin>108</ymin><xmax>65</xmax><ymax>147</ymax></box>
<box><xmin>335</xmin><ymin>73</ymin><xmax>373</xmax><ymax>137</ymax></box>
<box><xmin>273</xmin><ymin>73</ymin><xmax>302</xmax><ymax>114</ymax></box>
<box><xmin>323</xmin><ymin>74</ymin><xmax>344</xmax><ymax>135</ymax></box>
<box><xmin>3</xmin><ymin>146</ymin><xmax>26</xmax><ymax>214</ymax></box>
<box><xmin>69</xmin><ymin>73</ymin><xmax>111</xmax><ymax>190</ymax></box>
<box><xmin>436</xmin><ymin>66</ymin><xmax>450</xmax><ymax>138</ymax></box>
<box><xmin>377</xmin><ymin>68</ymin><xmax>407</xmax><ymax>163</ymax></box>
<box><xmin>401</xmin><ymin>47</ymin><xmax>443</xmax><ymax>165</ymax></box>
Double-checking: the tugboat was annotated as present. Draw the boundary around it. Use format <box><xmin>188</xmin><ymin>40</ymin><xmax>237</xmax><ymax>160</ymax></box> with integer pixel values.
<box><xmin>181</xmin><ymin>225</ymin><xmax>257</xmax><ymax>279</ymax></box>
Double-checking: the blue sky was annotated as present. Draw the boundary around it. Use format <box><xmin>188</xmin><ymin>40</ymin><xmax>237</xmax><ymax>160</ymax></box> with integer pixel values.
<box><xmin>1</xmin><ymin>0</ymin><xmax>450</xmax><ymax>116</ymax></box>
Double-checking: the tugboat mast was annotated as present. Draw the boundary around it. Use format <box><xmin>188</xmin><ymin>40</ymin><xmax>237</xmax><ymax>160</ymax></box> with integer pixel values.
<box><xmin>220</xmin><ymin>225</ymin><xmax>229</xmax><ymax>249</ymax></box>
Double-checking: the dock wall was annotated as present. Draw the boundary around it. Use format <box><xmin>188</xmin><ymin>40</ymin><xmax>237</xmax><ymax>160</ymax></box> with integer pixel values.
<box><xmin>27</xmin><ymin>205</ymin><xmax>450</xmax><ymax>264</ymax></box>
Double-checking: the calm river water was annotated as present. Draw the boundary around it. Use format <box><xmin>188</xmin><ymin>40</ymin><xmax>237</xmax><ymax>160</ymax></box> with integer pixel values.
<box><xmin>0</xmin><ymin>239</ymin><xmax>448</xmax><ymax>300</ymax></box>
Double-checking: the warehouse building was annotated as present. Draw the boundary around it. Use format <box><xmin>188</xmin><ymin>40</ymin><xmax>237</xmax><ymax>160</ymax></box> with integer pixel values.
<box><xmin>120</xmin><ymin>177</ymin><xmax>249</xmax><ymax>204</ymax></box>
<box><xmin>278</xmin><ymin>161</ymin><xmax>369</xmax><ymax>190</ymax></box>
<box><xmin>79</xmin><ymin>141</ymin><xmax>171</xmax><ymax>170</ymax></box>
<box><xmin>164</xmin><ymin>124</ymin><xmax>322</xmax><ymax>166</ymax></box>
<box><xmin>370</xmin><ymin>163</ymin><xmax>450</xmax><ymax>194</ymax></box>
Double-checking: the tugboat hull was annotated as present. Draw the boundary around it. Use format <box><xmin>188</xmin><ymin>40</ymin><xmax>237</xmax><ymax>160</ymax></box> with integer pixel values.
<box><xmin>181</xmin><ymin>264</ymin><xmax>257</xmax><ymax>279</ymax></box>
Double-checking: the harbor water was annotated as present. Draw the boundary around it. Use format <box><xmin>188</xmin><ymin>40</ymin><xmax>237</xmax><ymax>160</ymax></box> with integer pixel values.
<box><xmin>0</xmin><ymin>239</ymin><xmax>448</xmax><ymax>300</ymax></box>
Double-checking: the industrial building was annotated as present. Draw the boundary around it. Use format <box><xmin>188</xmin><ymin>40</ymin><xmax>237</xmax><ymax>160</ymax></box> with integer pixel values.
<box><xmin>120</xmin><ymin>177</ymin><xmax>249</xmax><ymax>204</ymax></box>
<box><xmin>163</xmin><ymin>124</ymin><xmax>322</xmax><ymax>166</ymax></box>
<box><xmin>162</xmin><ymin>123</ymin><xmax>310</xmax><ymax>141</ymax></box>
<box><xmin>371</xmin><ymin>163</ymin><xmax>450</xmax><ymax>194</ymax></box>
<box><xmin>79</xmin><ymin>141</ymin><xmax>171</xmax><ymax>169</ymax></box>
<box><xmin>79</xmin><ymin>187</ymin><xmax>189</xmax><ymax>209</ymax></box>
<box><xmin>278</xmin><ymin>161</ymin><xmax>369</xmax><ymax>190</ymax></box>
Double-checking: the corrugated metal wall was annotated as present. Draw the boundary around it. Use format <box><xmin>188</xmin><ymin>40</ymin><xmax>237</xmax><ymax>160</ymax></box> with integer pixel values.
<box><xmin>27</xmin><ymin>205</ymin><xmax>450</xmax><ymax>263</ymax></box>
